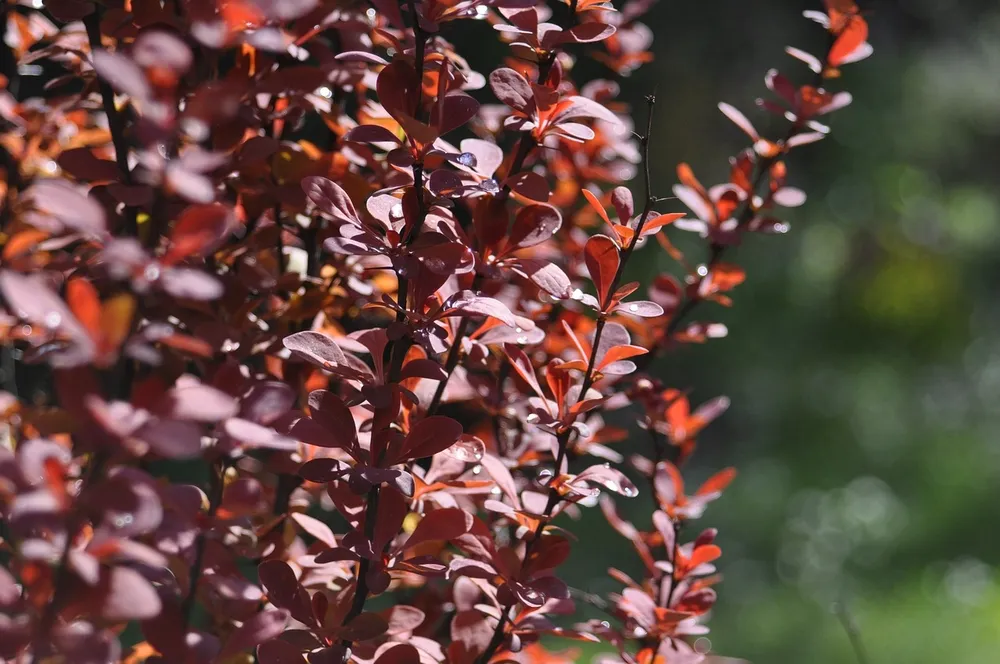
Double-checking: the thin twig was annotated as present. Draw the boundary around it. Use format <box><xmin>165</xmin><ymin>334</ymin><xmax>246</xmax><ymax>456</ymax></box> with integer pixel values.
<box><xmin>181</xmin><ymin>460</ymin><xmax>227</xmax><ymax>629</ymax></box>
<box><xmin>83</xmin><ymin>8</ymin><xmax>138</xmax><ymax>238</ymax></box>
<box><xmin>32</xmin><ymin>453</ymin><xmax>107</xmax><ymax>660</ymax></box>
<box><xmin>473</xmin><ymin>92</ymin><xmax>659</xmax><ymax>664</ymax></box>
<box><xmin>834</xmin><ymin>600</ymin><xmax>871</xmax><ymax>664</ymax></box>
<box><xmin>338</xmin><ymin>4</ymin><xmax>429</xmax><ymax>657</ymax></box>
<box><xmin>426</xmin><ymin>49</ymin><xmax>564</xmax><ymax>416</ymax></box>
<box><xmin>653</xmin><ymin>38</ymin><xmax>836</xmax><ymax>349</ymax></box>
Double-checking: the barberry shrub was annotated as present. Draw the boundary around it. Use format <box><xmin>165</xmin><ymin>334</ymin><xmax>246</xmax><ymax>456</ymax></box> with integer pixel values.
<box><xmin>0</xmin><ymin>0</ymin><xmax>872</xmax><ymax>662</ymax></box>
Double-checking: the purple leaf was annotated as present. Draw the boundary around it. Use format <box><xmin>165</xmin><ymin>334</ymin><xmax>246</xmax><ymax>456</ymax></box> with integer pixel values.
<box><xmin>223</xmin><ymin>418</ymin><xmax>298</xmax><ymax>450</ymax></box>
<box><xmin>399</xmin><ymin>416</ymin><xmax>464</xmax><ymax>461</ymax></box>
<box><xmin>438</xmin><ymin>291</ymin><xmax>517</xmax><ymax>326</ymax></box>
<box><xmin>514</xmin><ymin>259</ymin><xmax>572</xmax><ymax>299</ymax></box>
<box><xmin>100</xmin><ymin>567</ymin><xmax>162</xmax><ymax>621</ymax></box>
<box><xmin>24</xmin><ymin>179</ymin><xmax>106</xmax><ymax>235</ymax></box>
<box><xmin>302</xmin><ymin>177</ymin><xmax>362</xmax><ymax>226</ymax></box>
<box><xmin>344</xmin><ymin>125</ymin><xmax>402</xmax><ymax>145</ymax></box>
<box><xmin>159</xmin><ymin>268</ymin><xmax>224</xmax><ymax>301</ymax></box>
<box><xmin>257</xmin><ymin>639</ymin><xmax>305</xmax><ymax>664</ymax></box>
<box><xmin>610</xmin><ymin>186</ymin><xmax>634</xmax><ymax>223</ymax></box>
<box><xmin>92</xmin><ymin>50</ymin><xmax>150</xmax><ymax>100</ymax></box>
<box><xmin>614</xmin><ymin>300</ymin><xmax>665</xmax><ymax>318</ymax></box>
<box><xmin>506</xmin><ymin>204</ymin><xmax>562</xmax><ymax>250</ymax></box>
<box><xmin>283</xmin><ymin>331</ymin><xmax>348</xmax><ymax>370</ymax></box>
<box><xmin>163</xmin><ymin>383</ymin><xmax>238</xmax><ymax>422</ymax></box>
<box><xmin>133</xmin><ymin>31</ymin><xmax>192</xmax><ymax>75</ymax></box>
<box><xmin>137</xmin><ymin>418</ymin><xmax>203</xmax><ymax>459</ymax></box>
<box><xmin>489</xmin><ymin>68</ymin><xmax>533</xmax><ymax>113</ymax></box>
<box><xmin>218</xmin><ymin>609</ymin><xmax>291</xmax><ymax>659</ymax></box>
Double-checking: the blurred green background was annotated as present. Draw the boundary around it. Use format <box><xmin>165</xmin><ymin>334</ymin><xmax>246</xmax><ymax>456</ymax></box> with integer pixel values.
<box><xmin>548</xmin><ymin>0</ymin><xmax>1000</xmax><ymax>662</ymax></box>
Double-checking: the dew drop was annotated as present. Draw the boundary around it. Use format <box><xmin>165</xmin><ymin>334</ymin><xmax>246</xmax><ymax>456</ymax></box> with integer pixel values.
<box><xmin>600</xmin><ymin>620</ymin><xmax>611</xmax><ymax>629</ymax></box>
<box><xmin>480</xmin><ymin>178</ymin><xmax>500</xmax><ymax>194</ymax></box>
<box><xmin>390</xmin><ymin>204</ymin><xmax>404</xmax><ymax>219</ymax></box>
<box><xmin>456</xmin><ymin>152</ymin><xmax>477</xmax><ymax>168</ymax></box>
<box><xmin>628</xmin><ymin>304</ymin><xmax>638</xmax><ymax>312</ymax></box>
<box><xmin>516</xmin><ymin>336</ymin><xmax>528</xmax><ymax>344</ymax></box>
<box><xmin>20</xmin><ymin>324</ymin><xmax>32</xmax><ymax>336</ymax></box>
<box><xmin>144</xmin><ymin>263</ymin><xmax>162</xmax><ymax>281</ymax></box>
<box><xmin>570</xmin><ymin>288</ymin><xmax>584</xmax><ymax>301</ymax></box>
<box><xmin>318</xmin><ymin>86</ymin><xmax>333</xmax><ymax>99</ymax></box>
<box><xmin>696</xmin><ymin>265</ymin><xmax>709</xmax><ymax>277</ymax></box>
<box><xmin>514</xmin><ymin>327</ymin><xmax>523</xmax><ymax>333</ymax></box>
<box><xmin>471</xmin><ymin>464</ymin><xmax>483</xmax><ymax>475</ymax></box>
<box><xmin>221</xmin><ymin>340</ymin><xmax>240</xmax><ymax>353</ymax></box>
<box><xmin>43</xmin><ymin>312</ymin><xmax>61</xmax><ymax>329</ymax></box>
<box><xmin>521</xmin><ymin>588</ymin><xmax>545</xmax><ymax>603</ymax></box>
<box><xmin>526</xmin><ymin>413</ymin><xmax>540</xmax><ymax>424</ymax></box>
<box><xmin>114</xmin><ymin>514</ymin><xmax>134</xmax><ymax>529</ymax></box>
<box><xmin>446</xmin><ymin>437</ymin><xmax>485</xmax><ymax>463</ymax></box>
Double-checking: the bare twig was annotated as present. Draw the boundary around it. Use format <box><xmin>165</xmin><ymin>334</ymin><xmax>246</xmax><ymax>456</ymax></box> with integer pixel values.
<box><xmin>834</xmin><ymin>600</ymin><xmax>871</xmax><ymax>664</ymax></box>
<box><xmin>83</xmin><ymin>8</ymin><xmax>137</xmax><ymax>238</ymax></box>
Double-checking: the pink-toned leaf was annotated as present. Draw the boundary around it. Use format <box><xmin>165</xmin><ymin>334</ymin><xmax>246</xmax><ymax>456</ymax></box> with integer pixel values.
<box><xmin>489</xmin><ymin>68</ymin><xmax>534</xmax><ymax>113</ymax></box>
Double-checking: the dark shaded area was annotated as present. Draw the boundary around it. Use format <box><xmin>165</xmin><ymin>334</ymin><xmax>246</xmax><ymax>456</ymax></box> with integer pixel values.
<box><xmin>452</xmin><ymin>0</ymin><xmax>1000</xmax><ymax>661</ymax></box>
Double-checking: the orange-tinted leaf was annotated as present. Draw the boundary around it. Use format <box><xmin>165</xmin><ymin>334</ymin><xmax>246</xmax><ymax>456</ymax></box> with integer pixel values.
<box><xmin>66</xmin><ymin>277</ymin><xmax>101</xmax><ymax>344</ymax></box>
<box><xmin>696</xmin><ymin>467</ymin><xmax>737</xmax><ymax>496</ymax></box>
<box><xmin>829</xmin><ymin>15</ymin><xmax>868</xmax><ymax>66</ymax></box>
<box><xmin>581</xmin><ymin>189</ymin><xmax>610</xmax><ymax>226</ymax></box>
<box><xmin>584</xmin><ymin>234</ymin><xmax>620</xmax><ymax>307</ymax></box>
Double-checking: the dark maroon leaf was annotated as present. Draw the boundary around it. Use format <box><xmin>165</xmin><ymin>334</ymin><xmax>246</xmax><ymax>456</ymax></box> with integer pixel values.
<box><xmin>257</xmin><ymin>639</ymin><xmax>306</xmax><ymax>664</ymax></box>
<box><xmin>398</xmin><ymin>416</ymin><xmax>464</xmax><ymax>461</ymax></box>
<box><xmin>217</xmin><ymin>609</ymin><xmax>290</xmax><ymax>658</ymax></box>
<box><xmin>302</xmin><ymin>177</ymin><xmax>362</xmax><ymax>226</ymax></box>
<box><xmin>506</xmin><ymin>204</ymin><xmax>562</xmax><ymax>250</ymax></box>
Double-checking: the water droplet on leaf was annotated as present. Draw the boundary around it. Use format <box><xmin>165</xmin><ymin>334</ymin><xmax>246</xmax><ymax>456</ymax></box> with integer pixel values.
<box><xmin>457</xmin><ymin>152</ymin><xmax>477</xmax><ymax>168</ymax></box>
<box><xmin>481</xmin><ymin>179</ymin><xmax>500</xmax><ymax>194</ymax></box>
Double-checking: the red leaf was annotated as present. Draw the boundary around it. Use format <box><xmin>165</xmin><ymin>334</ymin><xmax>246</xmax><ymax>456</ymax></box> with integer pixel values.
<box><xmin>401</xmin><ymin>508</ymin><xmax>475</xmax><ymax>551</ymax></box>
<box><xmin>375</xmin><ymin>644</ymin><xmax>421</xmax><ymax>664</ymax></box>
<box><xmin>257</xmin><ymin>639</ymin><xmax>305</xmax><ymax>664</ymax></box>
<box><xmin>503</xmin><ymin>343</ymin><xmax>544</xmax><ymax>398</ymax></box>
<box><xmin>506</xmin><ymin>203</ymin><xmax>562</xmax><ymax>251</ymax></box>
<box><xmin>164</xmin><ymin>203</ymin><xmax>234</xmax><ymax>264</ymax></box>
<box><xmin>341</xmin><ymin>611</ymin><xmax>388</xmax><ymax>642</ymax></box>
<box><xmin>398</xmin><ymin>416</ymin><xmax>464</xmax><ymax>461</ymax></box>
<box><xmin>258</xmin><ymin>560</ymin><xmax>315</xmax><ymax>627</ymax></box>
<box><xmin>377</xmin><ymin>59</ymin><xmax>421</xmax><ymax>124</ymax></box>
<box><xmin>829</xmin><ymin>14</ymin><xmax>869</xmax><ymax>66</ymax></box>
<box><xmin>581</xmin><ymin>189</ymin><xmax>611</xmax><ymax>226</ymax></box>
<box><xmin>584</xmin><ymin>234</ymin><xmax>620</xmax><ymax>307</ymax></box>
<box><xmin>696</xmin><ymin>467</ymin><xmax>737</xmax><ymax>497</ymax></box>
